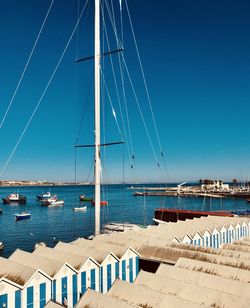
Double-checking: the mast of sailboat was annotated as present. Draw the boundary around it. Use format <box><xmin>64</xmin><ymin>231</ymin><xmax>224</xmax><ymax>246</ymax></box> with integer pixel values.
<box><xmin>94</xmin><ymin>0</ymin><xmax>101</xmax><ymax>235</ymax></box>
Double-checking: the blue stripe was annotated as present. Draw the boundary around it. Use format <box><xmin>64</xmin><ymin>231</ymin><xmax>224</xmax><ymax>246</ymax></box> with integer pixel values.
<box><xmin>81</xmin><ymin>272</ymin><xmax>86</xmax><ymax>295</ymax></box>
<box><xmin>15</xmin><ymin>290</ymin><xmax>21</xmax><ymax>308</ymax></box>
<box><xmin>27</xmin><ymin>286</ymin><xmax>34</xmax><ymax>308</ymax></box>
<box><xmin>122</xmin><ymin>260</ymin><xmax>126</xmax><ymax>281</ymax></box>
<box><xmin>91</xmin><ymin>269</ymin><xmax>96</xmax><ymax>291</ymax></box>
<box><xmin>100</xmin><ymin>267</ymin><xmax>103</xmax><ymax>292</ymax></box>
<box><xmin>39</xmin><ymin>283</ymin><xmax>46</xmax><ymax>308</ymax></box>
<box><xmin>135</xmin><ymin>256</ymin><xmax>139</xmax><ymax>276</ymax></box>
<box><xmin>129</xmin><ymin>258</ymin><xmax>133</xmax><ymax>282</ymax></box>
<box><xmin>72</xmin><ymin>274</ymin><xmax>78</xmax><ymax>306</ymax></box>
<box><xmin>61</xmin><ymin>277</ymin><xmax>67</xmax><ymax>305</ymax></box>
<box><xmin>52</xmin><ymin>280</ymin><xmax>56</xmax><ymax>301</ymax></box>
<box><xmin>0</xmin><ymin>294</ymin><xmax>8</xmax><ymax>308</ymax></box>
<box><xmin>115</xmin><ymin>262</ymin><xmax>119</xmax><ymax>279</ymax></box>
<box><xmin>107</xmin><ymin>264</ymin><xmax>112</xmax><ymax>290</ymax></box>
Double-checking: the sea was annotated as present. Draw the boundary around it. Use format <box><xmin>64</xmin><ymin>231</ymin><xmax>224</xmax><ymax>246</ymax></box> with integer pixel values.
<box><xmin>0</xmin><ymin>184</ymin><xmax>248</xmax><ymax>257</ymax></box>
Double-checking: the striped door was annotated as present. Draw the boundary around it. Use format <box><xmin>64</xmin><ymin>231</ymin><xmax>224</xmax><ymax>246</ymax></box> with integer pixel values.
<box><xmin>129</xmin><ymin>258</ymin><xmax>133</xmax><ymax>282</ymax></box>
<box><xmin>0</xmin><ymin>294</ymin><xmax>7</xmax><ymax>308</ymax></box>
<box><xmin>72</xmin><ymin>274</ymin><xmax>78</xmax><ymax>306</ymax></box>
<box><xmin>27</xmin><ymin>286</ymin><xmax>34</xmax><ymax>308</ymax></box>
<box><xmin>115</xmin><ymin>262</ymin><xmax>119</xmax><ymax>279</ymax></box>
<box><xmin>39</xmin><ymin>283</ymin><xmax>46</xmax><ymax>308</ymax></box>
<box><xmin>15</xmin><ymin>290</ymin><xmax>21</xmax><ymax>308</ymax></box>
<box><xmin>61</xmin><ymin>277</ymin><xmax>68</xmax><ymax>305</ymax></box>
<box><xmin>81</xmin><ymin>272</ymin><xmax>86</xmax><ymax>295</ymax></box>
<box><xmin>122</xmin><ymin>260</ymin><xmax>126</xmax><ymax>281</ymax></box>
<box><xmin>135</xmin><ymin>256</ymin><xmax>139</xmax><ymax>276</ymax></box>
<box><xmin>107</xmin><ymin>264</ymin><xmax>112</xmax><ymax>290</ymax></box>
<box><xmin>90</xmin><ymin>269</ymin><xmax>96</xmax><ymax>290</ymax></box>
<box><xmin>52</xmin><ymin>281</ymin><xmax>56</xmax><ymax>301</ymax></box>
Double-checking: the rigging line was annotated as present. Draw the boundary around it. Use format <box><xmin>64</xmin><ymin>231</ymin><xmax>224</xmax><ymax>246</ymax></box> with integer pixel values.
<box><xmin>100</xmin><ymin>68</ymin><xmax>123</xmax><ymax>138</ymax></box>
<box><xmin>102</xmin><ymin>3</ymin><xmax>134</xmax><ymax>167</ymax></box>
<box><xmin>121</xmin><ymin>54</ymin><xmax>160</xmax><ymax>168</ymax></box>
<box><xmin>124</xmin><ymin>0</ymin><xmax>163</xmax><ymax>156</ymax></box>
<box><xmin>101</xmin><ymin>5</ymin><xmax>126</xmax><ymax>141</ymax></box>
<box><xmin>110</xmin><ymin>0</ymin><xmax>135</xmax><ymax>158</ymax></box>
<box><xmin>0</xmin><ymin>0</ymin><xmax>55</xmax><ymax>129</ymax></box>
<box><xmin>100</xmin><ymin>67</ymin><xmax>134</xmax><ymax>170</ymax></box>
<box><xmin>0</xmin><ymin>0</ymin><xmax>89</xmax><ymax>178</ymax></box>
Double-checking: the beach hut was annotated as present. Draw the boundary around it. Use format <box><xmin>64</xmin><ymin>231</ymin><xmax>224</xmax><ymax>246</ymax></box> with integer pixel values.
<box><xmin>0</xmin><ymin>256</ymin><xmax>51</xmax><ymax>308</ymax></box>
<box><xmin>202</xmin><ymin>229</ymin><xmax>212</xmax><ymax>247</ymax></box>
<box><xmin>211</xmin><ymin>227</ymin><xmax>220</xmax><ymax>248</ymax></box>
<box><xmin>32</xmin><ymin>247</ymin><xmax>78</xmax><ymax>307</ymax></box>
<box><xmin>242</xmin><ymin>221</ymin><xmax>248</xmax><ymax>237</ymax></box>
<box><xmin>235</xmin><ymin>223</ymin><xmax>241</xmax><ymax>240</ymax></box>
<box><xmin>220</xmin><ymin>225</ymin><xmax>228</xmax><ymax>244</ymax></box>
<box><xmin>32</xmin><ymin>245</ymin><xmax>100</xmax><ymax>305</ymax></box>
<box><xmin>74</xmin><ymin>238</ymin><xmax>140</xmax><ymax>283</ymax></box>
<box><xmin>55</xmin><ymin>242</ymin><xmax>119</xmax><ymax>293</ymax></box>
<box><xmin>191</xmin><ymin>232</ymin><xmax>203</xmax><ymax>247</ymax></box>
<box><xmin>181</xmin><ymin>234</ymin><xmax>192</xmax><ymax>245</ymax></box>
<box><xmin>0</xmin><ymin>277</ymin><xmax>22</xmax><ymax>308</ymax></box>
<box><xmin>227</xmin><ymin>224</ymin><xmax>235</xmax><ymax>243</ymax></box>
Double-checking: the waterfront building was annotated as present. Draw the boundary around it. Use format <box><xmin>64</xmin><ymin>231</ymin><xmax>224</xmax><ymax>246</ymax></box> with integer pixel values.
<box><xmin>32</xmin><ymin>246</ymin><xmax>100</xmax><ymax>306</ymax></box>
<box><xmin>74</xmin><ymin>238</ymin><xmax>140</xmax><ymax>283</ymax></box>
<box><xmin>191</xmin><ymin>231</ymin><xmax>203</xmax><ymax>246</ymax></box>
<box><xmin>55</xmin><ymin>242</ymin><xmax>118</xmax><ymax>293</ymax></box>
<box><xmin>0</xmin><ymin>256</ymin><xmax>52</xmax><ymax>308</ymax></box>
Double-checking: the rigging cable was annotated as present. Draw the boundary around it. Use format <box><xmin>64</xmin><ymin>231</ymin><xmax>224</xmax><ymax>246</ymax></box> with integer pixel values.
<box><xmin>102</xmin><ymin>1</ymin><xmax>134</xmax><ymax>171</ymax></box>
<box><xmin>104</xmin><ymin>0</ymin><xmax>161</xmax><ymax>169</ymax></box>
<box><xmin>110</xmin><ymin>0</ymin><xmax>135</xmax><ymax>161</ymax></box>
<box><xmin>0</xmin><ymin>0</ymin><xmax>55</xmax><ymax>129</ymax></box>
<box><xmin>0</xmin><ymin>0</ymin><xmax>90</xmax><ymax>178</ymax></box>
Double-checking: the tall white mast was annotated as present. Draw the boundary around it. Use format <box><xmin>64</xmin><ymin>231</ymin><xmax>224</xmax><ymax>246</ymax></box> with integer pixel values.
<box><xmin>94</xmin><ymin>0</ymin><xmax>101</xmax><ymax>235</ymax></box>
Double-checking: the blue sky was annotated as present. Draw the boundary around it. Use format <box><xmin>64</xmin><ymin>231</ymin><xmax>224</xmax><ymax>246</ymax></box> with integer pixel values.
<box><xmin>0</xmin><ymin>0</ymin><xmax>250</xmax><ymax>183</ymax></box>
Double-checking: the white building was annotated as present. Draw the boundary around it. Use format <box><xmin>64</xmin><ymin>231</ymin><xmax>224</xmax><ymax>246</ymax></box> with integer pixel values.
<box><xmin>0</xmin><ymin>256</ymin><xmax>52</xmax><ymax>308</ymax></box>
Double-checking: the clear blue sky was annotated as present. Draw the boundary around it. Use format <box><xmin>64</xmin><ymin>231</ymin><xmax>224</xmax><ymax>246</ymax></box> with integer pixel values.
<box><xmin>0</xmin><ymin>0</ymin><xmax>250</xmax><ymax>183</ymax></box>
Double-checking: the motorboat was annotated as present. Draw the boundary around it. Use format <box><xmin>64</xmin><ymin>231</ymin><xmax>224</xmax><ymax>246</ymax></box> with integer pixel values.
<box><xmin>0</xmin><ymin>242</ymin><xmax>3</xmax><ymax>250</ymax></box>
<box><xmin>15</xmin><ymin>212</ymin><xmax>31</xmax><ymax>220</ymax></box>
<box><xmin>91</xmin><ymin>200</ymin><xmax>108</xmax><ymax>206</ymax></box>
<box><xmin>73</xmin><ymin>206</ymin><xmax>87</xmax><ymax>212</ymax></box>
<box><xmin>36</xmin><ymin>191</ymin><xmax>51</xmax><ymax>201</ymax></box>
<box><xmin>79</xmin><ymin>195</ymin><xmax>93</xmax><ymax>202</ymax></box>
<box><xmin>0</xmin><ymin>208</ymin><xmax>2</xmax><ymax>214</ymax></box>
<box><xmin>41</xmin><ymin>197</ymin><xmax>64</xmax><ymax>206</ymax></box>
<box><xmin>2</xmin><ymin>193</ymin><xmax>27</xmax><ymax>204</ymax></box>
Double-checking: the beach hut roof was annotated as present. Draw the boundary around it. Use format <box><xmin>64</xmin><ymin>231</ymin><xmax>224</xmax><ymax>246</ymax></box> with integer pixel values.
<box><xmin>0</xmin><ymin>256</ymin><xmax>41</xmax><ymax>286</ymax></box>
<box><xmin>33</xmin><ymin>245</ymin><xmax>98</xmax><ymax>270</ymax></box>
<box><xmin>76</xmin><ymin>289</ymin><xmax>135</xmax><ymax>308</ymax></box>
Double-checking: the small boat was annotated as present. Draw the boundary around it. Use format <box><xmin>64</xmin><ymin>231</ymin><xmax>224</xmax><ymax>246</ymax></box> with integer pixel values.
<box><xmin>34</xmin><ymin>242</ymin><xmax>46</xmax><ymax>249</ymax></box>
<box><xmin>15</xmin><ymin>212</ymin><xmax>31</xmax><ymax>220</ymax></box>
<box><xmin>73</xmin><ymin>206</ymin><xmax>87</xmax><ymax>212</ymax></box>
<box><xmin>91</xmin><ymin>200</ymin><xmax>108</xmax><ymax>206</ymax></box>
<box><xmin>79</xmin><ymin>195</ymin><xmax>93</xmax><ymax>202</ymax></box>
<box><xmin>0</xmin><ymin>242</ymin><xmax>3</xmax><ymax>250</ymax></box>
<box><xmin>41</xmin><ymin>197</ymin><xmax>64</xmax><ymax>206</ymax></box>
<box><xmin>246</xmin><ymin>199</ymin><xmax>250</xmax><ymax>203</ymax></box>
<box><xmin>36</xmin><ymin>191</ymin><xmax>51</xmax><ymax>201</ymax></box>
<box><xmin>0</xmin><ymin>208</ymin><xmax>2</xmax><ymax>214</ymax></box>
<box><xmin>2</xmin><ymin>193</ymin><xmax>27</xmax><ymax>204</ymax></box>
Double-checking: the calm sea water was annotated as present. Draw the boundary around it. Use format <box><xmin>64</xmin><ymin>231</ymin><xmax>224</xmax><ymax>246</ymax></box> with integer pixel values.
<box><xmin>0</xmin><ymin>184</ymin><xmax>248</xmax><ymax>257</ymax></box>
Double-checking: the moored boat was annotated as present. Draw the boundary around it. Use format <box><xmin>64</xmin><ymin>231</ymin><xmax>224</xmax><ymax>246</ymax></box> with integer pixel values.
<box><xmin>79</xmin><ymin>195</ymin><xmax>93</xmax><ymax>202</ymax></box>
<box><xmin>0</xmin><ymin>241</ymin><xmax>3</xmax><ymax>250</ymax></box>
<box><xmin>36</xmin><ymin>191</ymin><xmax>51</xmax><ymax>201</ymax></box>
<box><xmin>41</xmin><ymin>197</ymin><xmax>64</xmax><ymax>206</ymax></box>
<box><xmin>2</xmin><ymin>193</ymin><xmax>26</xmax><ymax>204</ymax></box>
<box><xmin>0</xmin><ymin>208</ymin><xmax>2</xmax><ymax>214</ymax></box>
<box><xmin>15</xmin><ymin>212</ymin><xmax>31</xmax><ymax>220</ymax></box>
<box><xmin>73</xmin><ymin>206</ymin><xmax>87</xmax><ymax>212</ymax></box>
<box><xmin>91</xmin><ymin>200</ymin><xmax>108</xmax><ymax>206</ymax></box>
